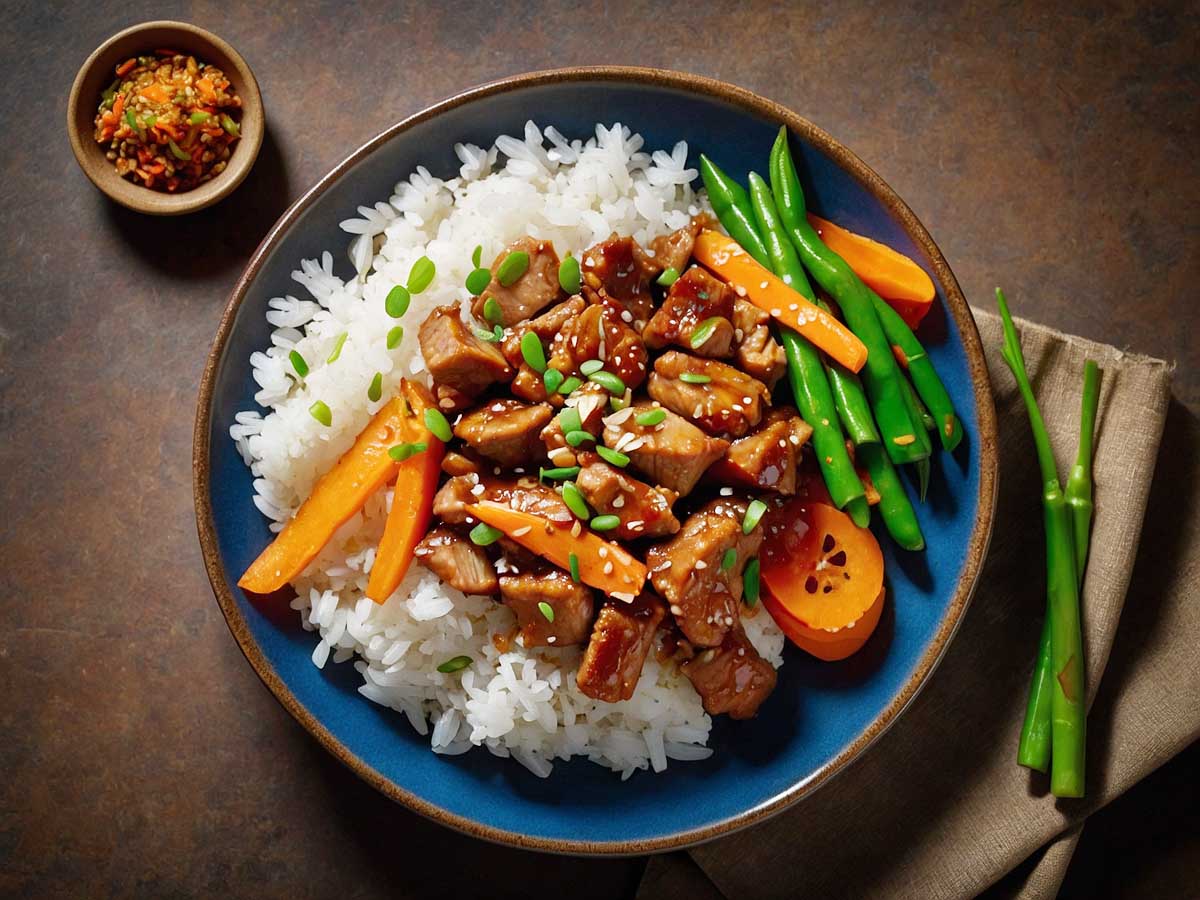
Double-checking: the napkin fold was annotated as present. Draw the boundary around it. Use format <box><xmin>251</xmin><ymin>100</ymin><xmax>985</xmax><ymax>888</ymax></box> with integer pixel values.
<box><xmin>639</xmin><ymin>308</ymin><xmax>1193</xmax><ymax>900</ymax></box>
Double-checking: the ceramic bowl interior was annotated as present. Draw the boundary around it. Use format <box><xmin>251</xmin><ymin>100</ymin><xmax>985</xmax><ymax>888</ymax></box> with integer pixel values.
<box><xmin>67</xmin><ymin>20</ymin><xmax>263</xmax><ymax>215</ymax></box>
<box><xmin>195</xmin><ymin>68</ymin><xmax>996</xmax><ymax>854</ymax></box>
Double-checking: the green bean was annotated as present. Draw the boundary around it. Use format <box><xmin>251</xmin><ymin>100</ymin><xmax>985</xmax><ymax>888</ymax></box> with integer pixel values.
<box><xmin>698</xmin><ymin>155</ymin><xmax>770</xmax><ymax>266</ymax></box>
<box><xmin>858</xmin><ymin>442</ymin><xmax>924</xmax><ymax>550</ymax></box>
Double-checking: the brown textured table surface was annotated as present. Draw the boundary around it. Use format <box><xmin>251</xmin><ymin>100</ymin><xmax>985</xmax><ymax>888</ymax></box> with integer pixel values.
<box><xmin>2</xmin><ymin>1</ymin><xmax>1196</xmax><ymax>897</ymax></box>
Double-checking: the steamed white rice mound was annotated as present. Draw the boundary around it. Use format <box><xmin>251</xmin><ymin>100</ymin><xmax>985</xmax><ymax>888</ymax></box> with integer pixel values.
<box><xmin>231</xmin><ymin>122</ymin><xmax>785</xmax><ymax>778</ymax></box>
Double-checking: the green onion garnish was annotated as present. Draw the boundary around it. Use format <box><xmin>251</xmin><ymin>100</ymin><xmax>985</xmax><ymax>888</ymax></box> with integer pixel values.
<box><xmin>590</xmin><ymin>514</ymin><xmax>620</xmax><ymax>532</ymax></box>
<box><xmin>496</xmin><ymin>250</ymin><xmax>529</xmax><ymax>286</ymax></box>
<box><xmin>388</xmin><ymin>441</ymin><xmax>428</xmax><ymax>462</ymax></box>
<box><xmin>471</xmin><ymin>244</ymin><xmax>483</xmax><ymax>267</ymax></box>
<box><xmin>538</xmin><ymin>601</ymin><xmax>555</xmax><ymax>623</ymax></box>
<box><xmin>609</xmin><ymin>396</ymin><xmax>629</xmax><ymax>413</ymax></box>
<box><xmin>720</xmin><ymin>548</ymin><xmax>737</xmax><ymax>573</ymax></box>
<box><xmin>635</xmin><ymin>409</ymin><xmax>666</xmax><ymax>427</ymax></box>
<box><xmin>492</xmin><ymin>324</ymin><xmax>504</xmax><ymax>340</ymax></box>
<box><xmin>656</xmin><ymin>266</ymin><xmax>680</xmax><ymax>287</ymax></box>
<box><xmin>558</xmin><ymin>407</ymin><xmax>582</xmax><ymax>435</ymax></box>
<box><xmin>101</xmin><ymin>79</ymin><xmax>119</xmax><ymax>106</ymax></box>
<box><xmin>468</xmin><ymin>523</ymin><xmax>503</xmax><ymax>546</ymax></box>
<box><xmin>539</xmin><ymin>465</ymin><xmax>580</xmax><ymax>481</ymax></box>
<box><xmin>309</xmin><ymin>401</ymin><xmax>332</xmax><ymax>426</ymax></box>
<box><xmin>588</xmin><ymin>371</ymin><xmax>626</xmax><ymax>396</ymax></box>
<box><xmin>565</xmin><ymin>429</ymin><xmax>594</xmax><ymax>447</ymax></box>
<box><xmin>289</xmin><ymin>350</ymin><xmax>309</xmax><ymax>378</ymax></box>
<box><xmin>697</xmin><ymin>291</ymin><xmax>709</xmax><ymax>300</ymax></box>
<box><xmin>424</xmin><ymin>408</ymin><xmax>453</xmax><ymax>442</ymax></box>
<box><xmin>189</xmin><ymin>110</ymin><xmax>210</xmax><ymax>124</ymax></box>
<box><xmin>144</xmin><ymin>114</ymin><xmax>157</xmax><ymax>128</ymax></box>
<box><xmin>220</xmin><ymin>114</ymin><xmax>239</xmax><ymax>136</ymax></box>
<box><xmin>561</xmin><ymin>482</ymin><xmax>590</xmax><ymax>520</ymax></box>
<box><xmin>437</xmin><ymin>655</ymin><xmax>473</xmax><ymax>673</ymax></box>
<box><xmin>743</xmin><ymin>499</ymin><xmax>767</xmax><ymax>534</ymax></box>
<box><xmin>743</xmin><ymin>558</ymin><xmax>761</xmax><ymax>606</ymax></box>
<box><xmin>167</xmin><ymin>139</ymin><xmax>191</xmax><ymax>161</ymax></box>
<box><xmin>125</xmin><ymin>108</ymin><xmax>144</xmax><ymax>138</ymax></box>
<box><xmin>543</xmin><ymin>368</ymin><xmax>564</xmax><ymax>394</ymax></box>
<box><xmin>327</xmin><ymin>332</ymin><xmax>348</xmax><ymax>363</ymax></box>
<box><xmin>385</xmin><ymin>285</ymin><xmax>411</xmax><ymax>318</ymax></box>
<box><xmin>482</xmin><ymin>296</ymin><xmax>503</xmax><ymax>324</ymax></box>
<box><xmin>407</xmin><ymin>256</ymin><xmax>435</xmax><ymax>293</ymax></box>
<box><xmin>596</xmin><ymin>446</ymin><xmax>630</xmax><ymax>468</ymax></box>
<box><xmin>466</xmin><ymin>267</ymin><xmax>492</xmax><ymax>296</ymax></box>
<box><xmin>689</xmin><ymin>316</ymin><xmax>723</xmax><ymax>350</ymax></box>
<box><xmin>680</xmin><ymin>372</ymin><xmax>711</xmax><ymax>384</ymax></box>
<box><xmin>520</xmin><ymin>331</ymin><xmax>547</xmax><ymax>372</ymax></box>
<box><xmin>559</xmin><ymin>254</ymin><xmax>581</xmax><ymax>293</ymax></box>
<box><xmin>367</xmin><ymin>372</ymin><xmax>383</xmax><ymax>402</ymax></box>
<box><xmin>579</xmin><ymin>359</ymin><xmax>604</xmax><ymax>376</ymax></box>
<box><xmin>568</xmin><ymin>552</ymin><xmax>581</xmax><ymax>583</ymax></box>
<box><xmin>558</xmin><ymin>376</ymin><xmax>583</xmax><ymax>396</ymax></box>
<box><xmin>386</xmin><ymin>326</ymin><xmax>404</xmax><ymax>349</ymax></box>
<box><xmin>474</xmin><ymin>327</ymin><xmax>501</xmax><ymax>342</ymax></box>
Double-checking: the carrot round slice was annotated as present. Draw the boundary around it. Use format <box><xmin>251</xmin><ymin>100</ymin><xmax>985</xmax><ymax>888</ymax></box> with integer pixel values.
<box><xmin>763</xmin><ymin>586</ymin><xmax>885</xmax><ymax>661</ymax></box>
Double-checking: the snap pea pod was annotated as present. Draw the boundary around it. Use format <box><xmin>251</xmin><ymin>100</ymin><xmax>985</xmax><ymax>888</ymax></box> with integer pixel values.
<box><xmin>769</xmin><ymin>128</ymin><xmax>926</xmax><ymax>466</ymax></box>
<box><xmin>858</xmin><ymin>442</ymin><xmax>924</xmax><ymax>550</ymax></box>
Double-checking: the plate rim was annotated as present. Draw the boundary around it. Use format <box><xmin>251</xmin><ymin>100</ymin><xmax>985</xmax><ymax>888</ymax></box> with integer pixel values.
<box><xmin>193</xmin><ymin>65</ymin><xmax>998</xmax><ymax>856</ymax></box>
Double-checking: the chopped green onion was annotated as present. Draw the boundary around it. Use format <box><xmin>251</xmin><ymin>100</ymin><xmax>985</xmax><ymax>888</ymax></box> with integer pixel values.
<box><xmin>539</xmin><ymin>465</ymin><xmax>580</xmax><ymax>481</ymax></box>
<box><xmin>559</xmin><ymin>408</ymin><xmax>582</xmax><ymax>434</ymax></box>
<box><xmin>125</xmin><ymin>108</ymin><xmax>145</xmax><ymax>138</ymax></box>
<box><xmin>424</xmin><ymin>408</ymin><xmax>453</xmax><ymax>442</ymax></box>
<box><xmin>590</xmin><ymin>514</ymin><xmax>620</xmax><ymax>532</ymax></box>
<box><xmin>558</xmin><ymin>376</ymin><xmax>583</xmax><ymax>396</ymax></box>
<box><xmin>636</xmin><ymin>409</ymin><xmax>666</xmax><ymax>427</ymax></box>
<box><xmin>493</xmin><ymin>324</ymin><xmax>505</xmax><ymax>340</ymax></box>
<box><xmin>220</xmin><ymin>114</ymin><xmax>239</xmax><ymax>136</ymax></box>
<box><xmin>167</xmin><ymin>139</ymin><xmax>191</xmax><ymax>161</ymax></box>
<box><xmin>559</xmin><ymin>254</ymin><xmax>582</xmax><ymax>293</ymax></box>
<box><xmin>469</xmin><ymin>523</ymin><xmax>503</xmax><ymax>546</ymax></box>
<box><xmin>327</xmin><ymin>332</ymin><xmax>348</xmax><ymax>363</ymax></box>
<box><xmin>474</xmin><ymin>326</ymin><xmax>501</xmax><ymax>342</ymax></box>
<box><xmin>388</xmin><ymin>441</ymin><xmax>428</xmax><ymax>461</ymax></box>
<box><xmin>543</xmin><ymin>368</ymin><xmax>564</xmax><ymax>394</ymax></box>
<box><xmin>466</xmin><ymin>267</ymin><xmax>492</xmax><ymax>296</ymax></box>
<box><xmin>596</xmin><ymin>446</ymin><xmax>630</xmax><ymax>468</ymax></box>
<box><xmin>656</xmin><ymin>266</ymin><xmax>680</xmax><ymax>287</ymax></box>
<box><xmin>407</xmin><ymin>256</ymin><xmax>435</xmax><ymax>294</ymax></box>
<box><xmin>471</xmin><ymin>244</ymin><xmax>483</xmax><ymax>267</ymax></box>
<box><xmin>743</xmin><ymin>499</ymin><xmax>768</xmax><ymax>534</ymax></box>
<box><xmin>520</xmin><ymin>331</ymin><xmax>547</xmax><ymax>372</ymax></box>
<box><xmin>367</xmin><ymin>372</ymin><xmax>383</xmax><ymax>402</ymax></box>
<box><xmin>289</xmin><ymin>350</ymin><xmax>308</xmax><ymax>378</ymax></box>
<box><xmin>565</xmin><ymin>429</ymin><xmax>594</xmax><ymax>447</ymax></box>
<box><xmin>144</xmin><ymin>114</ymin><xmax>157</xmax><ymax>129</ymax></box>
<box><xmin>588</xmin><ymin>371</ymin><xmax>626</xmax><ymax>395</ymax></box>
<box><xmin>720</xmin><ymin>548</ymin><xmax>737</xmax><ymax>573</ymax></box>
<box><xmin>743</xmin><ymin>558</ymin><xmax>761</xmax><ymax>606</ymax></box>
<box><xmin>482</xmin><ymin>296</ymin><xmax>503</xmax><ymax>324</ymax></box>
<box><xmin>189</xmin><ymin>110</ymin><xmax>210</xmax><ymax>124</ymax></box>
<box><xmin>679</xmin><ymin>372</ymin><xmax>711</xmax><ymax>384</ymax></box>
<box><xmin>697</xmin><ymin>291</ymin><xmax>709</xmax><ymax>300</ymax></box>
<box><xmin>568</xmin><ymin>552</ymin><xmax>581</xmax><ymax>583</ymax></box>
<box><xmin>609</xmin><ymin>395</ymin><xmax>629</xmax><ymax>413</ymax></box>
<box><xmin>538</xmin><ymin>601</ymin><xmax>555</xmax><ymax>622</ymax></box>
<box><xmin>385</xmin><ymin>285</ymin><xmax>411</xmax><ymax>318</ymax></box>
<box><xmin>437</xmin><ymin>655</ymin><xmax>473</xmax><ymax>673</ymax></box>
<box><xmin>579</xmin><ymin>359</ymin><xmax>604</xmax><ymax>376</ymax></box>
<box><xmin>309</xmin><ymin>401</ymin><xmax>332</xmax><ymax>426</ymax></box>
<box><xmin>689</xmin><ymin>316</ymin><xmax>723</xmax><ymax>350</ymax></box>
<box><xmin>386</xmin><ymin>326</ymin><xmax>404</xmax><ymax>349</ymax></box>
<box><xmin>496</xmin><ymin>251</ymin><xmax>530</xmax><ymax>286</ymax></box>
<box><xmin>561</xmin><ymin>482</ymin><xmax>590</xmax><ymax>520</ymax></box>
<box><xmin>101</xmin><ymin>79</ymin><xmax>119</xmax><ymax>107</ymax></box>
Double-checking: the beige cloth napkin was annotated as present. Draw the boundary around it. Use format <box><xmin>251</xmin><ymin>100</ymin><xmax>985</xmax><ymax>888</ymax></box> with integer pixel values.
<box><xmin>639</xmin><ymin>309</ymin><xmax>1194</xmax><ymax>900</ymax></box>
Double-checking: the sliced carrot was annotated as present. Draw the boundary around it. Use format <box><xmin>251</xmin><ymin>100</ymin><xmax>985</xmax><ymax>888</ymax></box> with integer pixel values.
<box><xmin>239</xmin><ymin>393</ymin><xmax>418</xmax><ymax>595</ymax></box>
<box><xmin>466</xmin><ymin>502</ymin><xmax>647</xmax><ymax>600</ymax></box>
<box><xmin>693</xmin><ymin>230</ymin><xmax>868</xmax><ymax>373</ymax></box>
<box><xmin>195</xmin><ymin>77</ymin><xmax>216</xmax><ymax>102</ymax></box>
<box><xmin>115</xmin><ymin>58</ymin><xmax>136</xmax><ymax>77</ymax></box>
<box><xmin>111</xmin><ymin>92</ymin><xmax>125</xmax><ymax>119</ymax></box>
<box><xmin>763</xmin><ymin>586</ymin><xmax>885</xmax><ymax>661</ymax></box>
<box><xmin>808</xmin><ymin>214</ymin><xmax>935</xmax><ymax>330</ymax></box>
<box><xmin>366</xmin><ymin>381</ymin><xmax>445</xmax><ymax>603</ymax></box>
<box><xmin>138</xmin><ymin>83</ymin><xmax>171</xmax><ymax>104</ymax></box>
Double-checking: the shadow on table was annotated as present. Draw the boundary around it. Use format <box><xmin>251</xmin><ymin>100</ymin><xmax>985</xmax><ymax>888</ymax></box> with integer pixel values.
<box><xmin>101</xmin><ymin>124</ymin><xmax>292</xmax><ymax>281</ymax></box>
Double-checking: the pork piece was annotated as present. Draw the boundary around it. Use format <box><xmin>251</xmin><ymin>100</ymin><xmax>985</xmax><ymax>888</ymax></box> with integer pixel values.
<box><xmin>733</xmin><ymin>298</ymin><xmax>787</xmax><ymax>389</ymax></box>
<box><xmin>574</xmin><ymin>451</ymin><xmax>680</xmax><ymax>540</ymax></box>
<box><xmin>499</xmin><ymin>570</ymin><xmax>595</xmax><ymax>648</ymax></box>
<box><xmin>433</xmin><ymin>474</ymin><xmax>573</xmax><ymax>526</ymax></box>
<box><xmin>576</xmin><ymin>592</ymin><xmax>667</xmax><ymax>702</ymax></box>
<box><xmin>682</xmin><ymin>623</ymin><xmax>777</xmax><ymax>719</ymax></box>
<box><xmin>643</xmin><ymin>266</ymin><xmax>735</xmax><ymax>358</ymax></box>
<box><xmin>471</xmin><ymin>237</ymin><xmax>563</xmax><ymax>326</ymax></box>
<box><xmin>646</xmin><ymin>351</ymin><xmax>770</xmax><ymax>438</ymax></box>
<box><xmin>539</xmin><ymin>383</ymin><xmax>610</xmax><ymax>466</ymax></box>
<box><xmin>547</xmin><ymin>301</ymin><xmax>648</xmax><ymax>391</ymax></box>
<box><xmin>648</xmin><ymin>215</ymin><xmax>710</xmax><ymax>274</ymax></box>
<box><xmin>453</xmin><ymin>398</ymin><xmax>552</xmax><ymax>468</ymax></box>
<box><xmin>602</xmin><ymin>402</ymin><xmax>728</xmax><ymax>496</ymax></box>
<box><xmin>647</xmin><ymin>499</ymin><xmax>763</xmax><ymax>647</ymax></box>
<box><xmin>418</xmin><ymin>305</ymin><xmax>514</xmax><ymax>410</ymax></box>
<box><xmin>579</xmin><ymin>235</ymin><xmax>661</xmax><ymax>326</ymax></box>
<box><xmin>441</xmin><ymin>449</ymin><xmax>484</xmax><ymax>477</ymax></box>
<box><xmin>714</xmin><ymin>411</ymin><xmax>813</xmax><ymax>494</ymax></box>
<box><xmin>413</xmin><ymin>526</ymin><xmax>499</xmax><ymax>595</ymax></box>
<box><xmin>501</xmin><ymin>297</ymin><xmax>587</xmax><ymax>404</ymax></box>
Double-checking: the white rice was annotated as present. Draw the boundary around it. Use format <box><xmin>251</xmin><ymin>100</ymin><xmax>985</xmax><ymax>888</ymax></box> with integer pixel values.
<box><xmin>232</xmin><ymin>122</ymin><xmax>785</xmax><ymax>778</ymax></box>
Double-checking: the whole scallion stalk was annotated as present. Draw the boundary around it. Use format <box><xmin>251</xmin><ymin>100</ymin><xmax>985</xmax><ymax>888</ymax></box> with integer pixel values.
<box><xmin>997</xmin><ymin>288</ymin><xmax>1086</xmax><ymax>797</ymax></box>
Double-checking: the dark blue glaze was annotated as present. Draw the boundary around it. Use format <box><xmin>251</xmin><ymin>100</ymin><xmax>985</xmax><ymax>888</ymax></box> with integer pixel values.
<box><xmin>204</xmin><ymin>78</ymin><xmax>982</xmax><ymax>847</ymax></box>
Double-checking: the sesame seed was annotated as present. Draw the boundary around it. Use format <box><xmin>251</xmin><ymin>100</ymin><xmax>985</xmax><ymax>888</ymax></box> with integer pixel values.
<box><xmin>660</xmin><ymin>560</ymin><xmax>672</xmax><ymax>569</ymax></box>
<box><xmin>547</xmin><ymin>636</ymin><xmax>557</xmax><ymax>643</ymax></box>
<box><xmin>670</xmin><ymin>604</ymin><xmax>683</xmax><ymax>616</ymax></box>
<box><xmin>695</xmin><ymin>559</ymin><xmax>708</xmax><ymax>570</ymax></box>
<box><xmin>612</xmin><ymin>495</ymin><xmax>625</xmax><ymax>508</ymax></box>
<box><xmin>603</xmin><ymin>561</ymin><xmax>614</xmax><ymax>574</ymax></box>
<box><xmin>725</xmin><ymin>616</ymin><xmax>734</xmax><ymax>626</ymax></box>
<box><xmin>720</xmin><ymin>487</ymin><xmax>733</xmax><ymax>496</ymax></box>
<box><xmin>770</xmin><ymin>308</ymin><xmax>782</xmax><ymax>317</ymax></box>
<box><xmin>789</xmin><ymin>303</ymin><xmax>799</xmax><ymax>311</ymax></box>
<box><xmin>511</xmin><ymin>525</ymin><xmax>532</xmax><ymax>537</ymax></box>
<box><xmin>598</xmin><ymin>546</ymin><xmax>609</xmax><ymax>558</ymax></box>
<box><xmin>742</xmin><ymin>396</ymin><xmax>752</xmax><ymax>405</ymax></box>
<box><xmin>760</xmin><ymin>280</ymin><xmax>769</xmax><ymax>289</ymax></box>
<box><xmin>571</xmin><ymin>520</ymin><xmax>582</xmax><ymax>537</ymax></box>
<box><xmin>471</xmin><ymin>483</ymin><xmax>486</xmax><ymax>496</ymax></box>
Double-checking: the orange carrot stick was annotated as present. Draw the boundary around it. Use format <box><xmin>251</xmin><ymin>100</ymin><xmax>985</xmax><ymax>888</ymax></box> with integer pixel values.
<box><xmin>115</xmin><ymin>58</ymin><xmax>136</xmax><ymax>77</ymax></box>
<box><xmin>466</xmin><ymin>502</ymin><xmax>647</xmax><ymax>600</ymax></box>
<box><xmin>366</xmin><ymin>381</ymin><xmax>445</xmax><ymax>603</ymax></box>
<box><xmin>693</xmin><ymin>230</ymin><xmax>868</xmax><ymax>373</ymax></box>
<box><xmin>807</xmin><ymin>214</ymin><xmax>935</xmax><ymax>329</ymax></box>
<box><xmin>111</xmin><ymin>92</ymin><xmax>125</xmax><ymax>119</ymax></box>
<box><xmin>239</xmin><ymin>393</ymin><xmax>418</xmax><ymax>595</ymax></box>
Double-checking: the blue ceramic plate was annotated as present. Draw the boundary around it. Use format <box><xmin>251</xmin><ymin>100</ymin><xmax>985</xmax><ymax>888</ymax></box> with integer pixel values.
<box><xmin>195</xmin><ymin>67</ymin><xmax>997</xmax><ymax>854</ymax></box>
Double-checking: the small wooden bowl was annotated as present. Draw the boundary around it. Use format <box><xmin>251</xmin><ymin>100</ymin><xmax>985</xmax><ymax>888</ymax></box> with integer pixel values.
<box><xmin>67</xmin><ymin>21</ymin><xmax>263</xmax><ymax>216</ymax></box>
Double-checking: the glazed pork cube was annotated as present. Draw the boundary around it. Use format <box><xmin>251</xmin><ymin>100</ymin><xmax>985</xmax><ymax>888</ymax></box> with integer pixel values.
<box><xmin>576</xmin><ymin>592</ymin><xmax>667</xmax><ymax>703</ymax></box>
<box><xmin>682</xmin><ymin>623</ymin><xmax>777</xmax><ymax>719</ymax></box>
<box><xmin>601</xmin><ymin>402</ymin><xmax>728</xmax><ymax>496</ymax></box>
<box><xmin>646</xmin><ymin>350</ymin><xmax>770</xmax><ymax>438</ymax></box>
<box><xmin>499</xmin><ymin>570</ymin><xmax>595</xmax><ymax>648</ymax></box>
<box><xmin>413</xmin><ymin>526</ymin><xmax>498</xmax><ymax>595</ymax></box>
<box><xmin>453</xmin><ymin>398</ymin><xmax>552</xmax><ymax>469</ymax></box>
<box><xmin>471</xmin><ymin>237</ymin><xmax>564</xmax><ymax>326</ymax></box>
